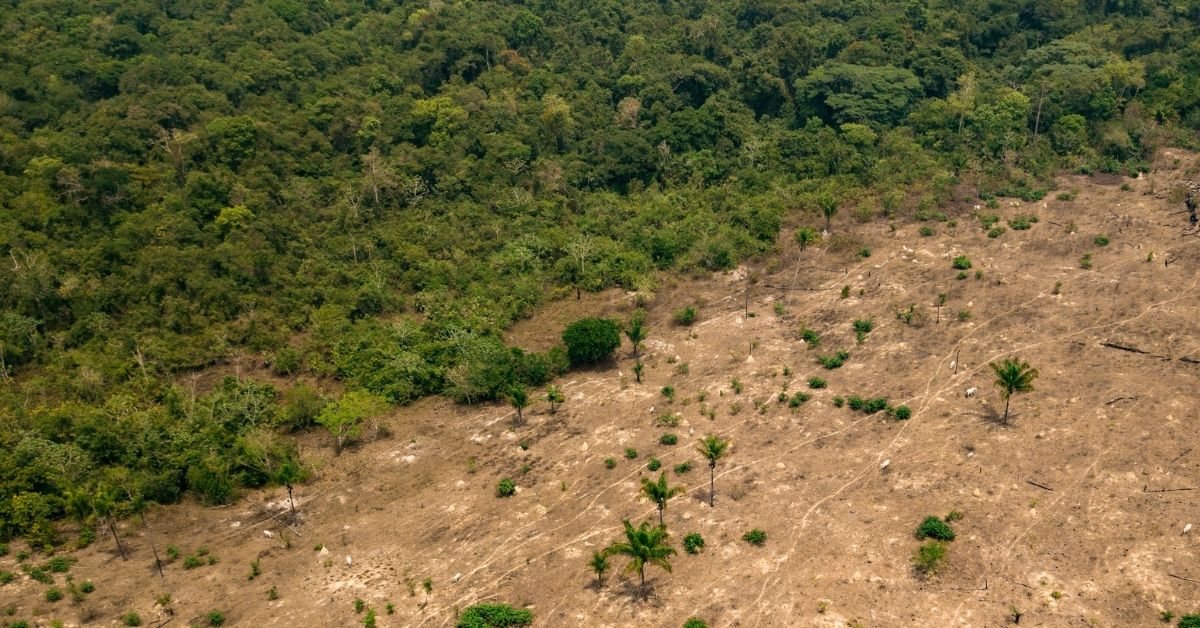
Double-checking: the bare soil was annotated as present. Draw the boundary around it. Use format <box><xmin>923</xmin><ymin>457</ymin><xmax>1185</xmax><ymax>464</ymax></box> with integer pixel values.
<box><xmin>4</xmin><ymin>154</ymin><xmax>1200</xmax><ymax>627</ymax></box>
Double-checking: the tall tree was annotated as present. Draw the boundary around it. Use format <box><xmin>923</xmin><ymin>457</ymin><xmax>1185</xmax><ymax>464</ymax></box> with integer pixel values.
<box><xmin>508</xmin><ymin>385</ymin><xmax>530</xmax><ymax>425</ymax></box>
<box><xmin>818</xmin><ymin>193</ymin><xmax>838</xmax><ymax>233</ymax></box>
<box><xmin>588</xmin><ymin>550</ymin><xmax>609</xmax><ymax>587</ymax></box>
<box><xmin>546</xmin><ymin>385</ymin><xmax>565</xmax><ymax>414</ymax></box>
<box><xmin>626</xmin><ymin>309</ymin><xmax>647</xmax><ymax>358</ymax></box>
<box><xmin>990</xmin><ymin>358</ymin><xmax>1039</xmax><ymax>424</ymax></box>
<box><xmin>640</xmin><ymin>472</ymin><xmax>685</xmax><ymax>526</ymax></box>
<box><xmin>603</xmin><ymin>520</ymin><xmax>676</xmax><ymax>594</ymax></box>
<box><xmin>696</xmin><ymin>435</ymin><xmax>731</xmax><ymax>507</ymax></box>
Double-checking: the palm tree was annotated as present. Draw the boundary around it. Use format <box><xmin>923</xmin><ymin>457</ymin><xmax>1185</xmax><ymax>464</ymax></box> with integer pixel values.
<box><xmin>696</xmin><ymin>435</ymin><xmax>731</xmax><ymax>507</ymax></box>
<box><xmin>508</xmin><ymin>385</ymin><xmax>529</xmax><ymax>425</ymax></box>
<box><xmin>990</xmin><ymin>357</ymin><xmax>1039</xmax><ymax>424</ymax></box>
<box><xmin>626</xmin><ymin>309</ymin><xmax>647</xmax><ymax>358</ymax></box>
<box><xmin>794</xmin><ymin>226</ymin><xmax>820</xmax><ymax>252</ymax></box>
<box><xmin>640</xmin><ymin>472</ymin><xmax>685</xmax><ymax>526</ymax></box>
<box><xmin>818</xmin><ymin>192</ymin><xmax>838</xmax><ymax>233</ymax></box>
<box><xmin>603</xmin><ymin>520</ymin><xmax>676</xmax><ymax>594</ymax></box>
<box><xmin>588</xmin><ymin>550</ymin><xmax>609</xmax><ymax>586</ymax></box>
<box><xmin>274</xmin><ymin>455</ymin><xmax>306</xmax><ymax>525</ymax></box>
<box><xmin>546</xmin><ymin>385</ymin><xmax>565</xmax><ymax>414</ymax></box>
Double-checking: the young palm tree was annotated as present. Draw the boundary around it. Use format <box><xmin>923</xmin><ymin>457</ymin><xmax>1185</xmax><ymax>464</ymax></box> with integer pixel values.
<box><xmin>696</xmin><ymin>435</ymin><xmax>731</xmax><ymax>507</ymax></box>
<box><xmin>508</xmin><ymin>385</ymin><xmax>529</xmax><ymax>425</ymax></box>
<box><xmin>546</xmin><ymin>385</ymin><xmax>565</xmax><ymax>414</ymax></box>
<box><xmin>819</xmin><ymin>192</ymin><xmax>838</xmax><ymax>233</ymax></box>
<box><xmin>795</xmin><ymin>226</ymin><xmax>820</xmax><ymax>252</ymax></box>
<box><xmin>274</xmin><ymin>455</ymin><xmax>306</xmax><ymax>525</ymax></box>
<box><xmin>588</xmin><ymin>550</ymin><xmax>609</xmax><ymax>586</ymax></box>
<box><xmin>603</xmin><ymin>520</ymin><xmax>676</xmax><ymax>594</ymax></box>
<box><xmin>640</xmin><ymin>472</ymin><xmax>685</xmax><ymax>526</ymax></box>
<box><xmin>989</xmin><ymin>357</ymin><xmax>1039</xmax><ymax>424</ymax></box>
<box><xmin>626</xmin><ymin>310</ymin><xmax>647</xmax><ymax>358</ymax></box>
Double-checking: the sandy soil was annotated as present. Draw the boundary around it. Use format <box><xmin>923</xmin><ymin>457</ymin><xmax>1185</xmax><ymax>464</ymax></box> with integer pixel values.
<box><xmin>3</xmin><ymin>154</ymin><xmax>1200</xmax><ymax>627</ymax></box>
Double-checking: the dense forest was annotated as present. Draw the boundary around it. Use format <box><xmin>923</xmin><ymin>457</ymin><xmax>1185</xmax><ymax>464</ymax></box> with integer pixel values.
<box><xmin>1</xmin><ymin>0</ymin><xmax>1198</xmax><ymax>543</ymax></box>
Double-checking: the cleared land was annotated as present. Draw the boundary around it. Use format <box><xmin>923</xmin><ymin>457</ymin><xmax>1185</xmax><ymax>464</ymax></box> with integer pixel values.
<box><xmin>3</xmin><ymin>155</ymin><xmax>1200</xmax><ymax>627</ymax></box>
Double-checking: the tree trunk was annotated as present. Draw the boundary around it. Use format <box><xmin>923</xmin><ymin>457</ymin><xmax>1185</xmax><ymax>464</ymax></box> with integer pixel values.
<box><xmin>1003</xmin><ymin>396</ymin><xmax>1011</xmax><ymax>425</ymax></box>
<box><xmin>140</xmin><ymin>514</ymin><xmax>165</xmax><ymax>582</ymax></box>
<box><xmin>709</xmin><ymin>464</ymin><xmax>716</xmax><ymax>507</ymax></box>
<box><xmin>108</xmin><ymin>516</ymin><xmax>128</xmax><ymax>560</ymax></box>
<box><xmin>287</xmin><ymin>484</ymin><xmax>297</xmax><ymax>525</ymax></box>
<box><xmin>658</xmin><ymin>506</ymin><xmax>664</xmax><ymax>526</ymax></box>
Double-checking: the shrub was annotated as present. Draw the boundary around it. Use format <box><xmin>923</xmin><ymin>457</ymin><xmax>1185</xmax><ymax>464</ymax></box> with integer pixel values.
<box><xmin>987</xmin><ymin>226</ymin><xmax>1005</xmax><ymax>238</ymax></box>
<box><xmin>919</xmin><ymin>226</ymin><xmax>935</xmax><ymax>237</ymax></box>
<box><xmin>858</xmin><ymin>247</ymin><xmax>871</xmax><ymax>258</ymax></box>
<box><xmin>561</xmin><ymin>318</ymin><xmax>621</xmax><ymax>366</ymax></box>
<box><xmin>456</xmin><ymin>603</ymin><xmax>533</xmax><ymax>628</ymax></box>
<box><xmin>673</xmin><ymin>306</ymin><xmax>697</xmax><ymax>326</ymax></box>
<box><xmin>0</xmin><ymin>571</ymin><xmax>14</xmax><ymax>584</ymax></box>
<box><xmin>742</xmin><ymin>529</ymin><xmax>767</xmax><ymax>546</ymax></box>
<box><xmin>79</xmin><ymin>580</ymin><xmax>94</xmax><ymax>593</ymax></box>
<box><xmin>27</xmin><ymin>567</ymin><xmax>52</xmax><ymax>583</ymax></box>
<box><xmin>1178</xmin><ymin>614</ymin><xmax>1200</xmax><ymax>628</ymax></box>
<box><xmin>183</xmin><ymin>555</ymin><xmax>204</xmax><ymax>569</ymax></box>
<box><xmin>915</xmin><ymin>516</ymin><xmax>955</xmax><ymax>541</ymax></box>
<box><xmin>833</xmin><ymin>396</ymin><xmax>845</xmax><ymax>408</ymax></box>
<box><xmin>165</xmin><ymin>545</ymin><xmax>180</xmax><ymax>560</ymax></box>
<box><xmin>957</xmin><ymin>310</ymin><xmax>971</xmax><ymax>322</ymax></box>
<box><xmin>659</xmin><ymin>433</ymin><xmax>678</xmax><ymax>445</ymax></box>
<box><xmin>624</xmin><ymin>448</ymin><xmax>638</xmax><ymax>459</ymax></box>
<box><xmin>730</xmin><ymin>378</ymin><xmax>743</xmax><ymax>394</ymax></box>
<box><xmin>496</xmin><ymin>478</ymin><xmax>516</xmax><ymax>497</ymax></box>
<box><xmin>683</xmin><ymin>619</ymin><xmax>709</xmax><ymax>628</ymax></box>
<box><xmin>647</xmin><ymin>457</ymin><xmax>661</xmax><ymax>471</ymax></box>
<box><xmin>800</xmin><ymin>327</ymin><xmax>820</xmax><ymax>346</ymax></box>
<box><xmin>207</xmin><ymin>611</ymin><xmax>226</xmax><ymax>626</ymax></box>
<box><xmin>363</xmin><ymin>607</ymin><xmax>377</xmax><ymax>628</ymax></box>
<box><xmin>1080</xmin><ymin>253</ymin><xmax>1093</xmax><ymax>269</ymax></box>
<box><xmin>45</xmin><ymin>557</ymin><xmax>73</xmax><ymax>573</ymax></box>
<box><xmin>661</xmin><ymin>386</ymin><xmax>675</xmax><ymax>401</ymax></box>
<box><xmin>952</xmin><ymin>256</ymin><xmax>971</xmax><ymax>270</ymax></box>
<box><xmin>683</xmin><ymin>533</ymin><xmax>706</xmax><ymax>555</ymax></box>
<box><xmin>1094</xmin><ymin>235</ymin><xmax>1110</xmax><ymax>246</ymax></box>
<box><xmin>818</xmin><ymin>351</ymin><xmax>849</xmax><ymax>369</ymax></box>
<box><xmin>1007</xmin><ymin>216</ymin><xmax>1032</xmax><ymax>230</ymax></box>
<box><xmin>604</xmin><ymin>457</ymin><xmax>616</xmax><ymax>469</ymax></box>
<box><xmin>122</xmin><ymin>613</ymin><xmax>142</xmax><ymax>627</ymax></box>
<box><xmin>45</xmin><ymin>587</ymin><xmax>63</xmax><ymax>602</ymax></box>
<box><xmin>655</xmin><ymin>413</ymin><xmax>680</xmax><ymax>427</ymax></box>
<box><xmin>913</xmin><ymin>541</ymin><xmax>947</xmax><ymax>575</ymax></box>
<box><xmin>891</xmin><ymin>405</ymin><xmax>912</xmax><ymax>420</ymax></box>
<box><xmin>0</xmin><ymin>543</ymin><xmax>6</xmax><ymax>556</ymax></box>
<box><xmin>852</xmin><ymin>318</ymin><xmax>874</xmax><ymax>334</ymax></box>
<box><xmin>354</xmin><ymin>598</ymin><xmax>366</xmax><ymax>613</ymax></box>
<box><xmin>945</xmin><ymin>510</ymin><xmax>964</xmax><ymax>522</ymax></box>
<box><xmin>673</xmin><ymin>462</ymin><xmax>693</xmax><ymax>474</ymax></box>
<box><xmin>788</xmin><ymin>392</ymin><xmax>810</xmax><ymax>408</ymax></box>
<box><xmin>808</xmin><ymin>377</ymin><xmax>826</xmax><ymax>389</ymax></box>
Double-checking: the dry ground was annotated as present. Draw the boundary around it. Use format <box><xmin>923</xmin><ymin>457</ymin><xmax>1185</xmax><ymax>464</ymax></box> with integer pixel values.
<box><xmin>3</xmin><ymin>154</ymin><xmax>1200</xmax><ymax>627</ymax></box>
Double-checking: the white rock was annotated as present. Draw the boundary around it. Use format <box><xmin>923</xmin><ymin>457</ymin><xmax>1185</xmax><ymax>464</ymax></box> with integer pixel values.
<box><xmin>345</xmin><ymin>556</ymin><xmax>353</xmax><ymax>567</ymax></box>
<box><xmin>1185</xmin><ymin>523</ymin><xmax>1193</xmax><ymax>535</ymax></box>
<box><xmin>263</xmin><ymin>530</ymin><xmax>274</xmax><ymax>538</ymax></box>
<box><xmin>452</xmin><ymin>573</ymin><xmax>462</xmax><ymax>583</ymax></box>
<box><xmin>965</xmin><ymin>387</ymin><xmax>977</xmax><ymax>398</ymax></box>
<box><xmin>880</xmin><ymin>459</ymin><xmax>890</xmax><ymax>470</ymax></box>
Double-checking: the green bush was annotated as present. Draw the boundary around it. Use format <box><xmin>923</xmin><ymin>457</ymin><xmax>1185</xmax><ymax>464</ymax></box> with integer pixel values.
<box><xmin>833</xmin><ymin>396</ymin><xmax>845</xmax><ymax>408</ymax></box>
<box><xmin>683</xmin><ymin>533</ymin><xmax>705</xmax><ymax>555</ymax></box>
<box><xmin>913</xmin><ymin>540</ymin><xmax>947</xmax><ymax>575</ymax></box>
<box><xmin>742</xmin><ymin>528</ymin><xmax>767</xmax><ymax>546</ymax></box>
<box><xmin>673</xmin><ymin>462</ymin><xmax>693</xmax><ymax>474</ymax></box>
<box><xmin>659</xmin><ymin>433</ymin><xmax>678</xmax><ymax>445</ymax></box>
<box><xmin>952</xmin><ymin>256</ymin><xmax>971</xmax><ymax>270</ymax></box>
<box><xmin>890</xmin><ymin>405</ymin><xmax>912</xmax><ymax>420</ymax></box>
<box><xmin>818</xmin><ymin>351</ymin><xmax>850</xmax><ymax>369</ymax></box>
<box><xmin>683</xmin><ymin>619</ymin><xmax>709</xmax><ymax>628</ymax></box>
<box><xmin>1178</xmin><ymin>614</ymin><xmax>1200</xmax><ymax>628</ymax></box>
<box><xmin>915</xmin><ymin>516</ymin><xmax>955</xmax><ymax>541</ymax></box>
<box><xmin>647</xmin><ymin>457</ymin><xmax>661</xmax><ymax>471</ymax></box>
<box><xmin>604</xmin><ymin>457</ymin><xmax>616</xmax><ymax>469</ymax></box>
<box><xmin>79</xmin><ymin>580</ymin><xmax>95</xmax><ymax>593</ymax></box>
<box><xmin>207</xmin><ymin>611</ymin><xmax>226</xmax><ymax>626</ymax></box>
<box><xmin>788</xmin><ymin>392</ymin><xmax>810</xmax><ymax>408</ymax></box>
<box><xmin>561</xmin><ymin>318</ymin><xmax>621</xmax><ymax>366</ymax></box>
<box><xmin>808</xmin><ymin>377</ymin><xmax>826</xmax><ymax>389</ymax></box>
<box><xmin>45</xmin><ymin>587</ymin><xmax>63</xmax><ymax>602</ymax></box>
<box><xmin>852</xmin><ymin>318</ymin><xmax>875</xmax><ymax>334</ymax></box>
<box><xmin>987</xmin><ymin>226</ymin><xmax>1005</xmax><ymax>238</ymax></box>
<box><xmin>122</xmin><ymin>613</ymin><xmax>142</xmax><ymax>627</ymax></box>
<box><xmin>1094</xmin><ymin>234</ymin><xmax>1110</xmax><ymax>246</ymax></box>
<box><xmin>496</xmin><ymin>478</ymin><xmax>516</xmax><ymax>498</ymax></box>
<box><xmin>456</xmin><ymin>603</ymin><xmax>533</xmax><ymax>628</ymax></box>
<box><xmin>0</xmin><ymin>571</ymin><xmax>14</xmax><ymax>584</ymax></box>
<box><xmin>800</xmin><ymin>328</ymin><xmax>820</xmax><ymax>346</ymax></box>
<box><xmin>673</xmin><ymin>307</ymin><xmax>697</xmax><ymax>326</ymax></box>
<box><xmin>624</xmin><ymin>448</ymin><xmax>638</xmax><ymax>459</ymax></box>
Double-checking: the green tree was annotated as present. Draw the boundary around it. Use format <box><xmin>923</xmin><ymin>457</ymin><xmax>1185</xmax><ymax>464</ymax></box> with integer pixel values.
<box><xmin>587</xmin><ymin>550</ymin><xmax>609</xmax><ymax>586</ymax></box>
<box><xmin>818</xmin><ymin>193</ymin><xmax>838</xmax><ymax>232</ymax></box>
<box><xmin>603</xmin><ymin>520</ymin><xmax>676</xmax><ymax>593</ymax></box>
<box><xmin>696</xmin><ymin>435</ymin><xmax>731</xmax><ymax>507</ymax></box>
<box><xmin>794</xmin><ymin>226</ymin><xmax>820</xmax><ymax>251</ymax></box>
<box><xmin>633</xmin><ymin>360</ymin><xmax>644</xmax><ymax>383</ymax></box>
<box><xmin>626</xmin><ymin>309</ymin><xmax>647</xmax><ymax>358</ymax></box>
<box><xmin>316</xmin><ymin>390</ymin><xmax>387</xmax><ymax>453</ymax></box>
<box><xmin>507</xmin><ymin>385</ymin><xmax>529</xmax><ymax>425</ymax></box>
<box><xmin>562</xmin><ymin>318</ymin><xmax>621</xmax><ymax>366</ymax></box>
<box><xmin>989</xmin><ymin>358</ymin><xmax>1039</xmax><ymax>424</ymax></box>
<box><xmin>640</xmin><ymin>472</ymin><xmax>685</xmax><ymax>526</ymax></box>
<box><xmin>546</xmin><ymin>385</ymin><xmax>565</xmax><ymax>414</ymax></box>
